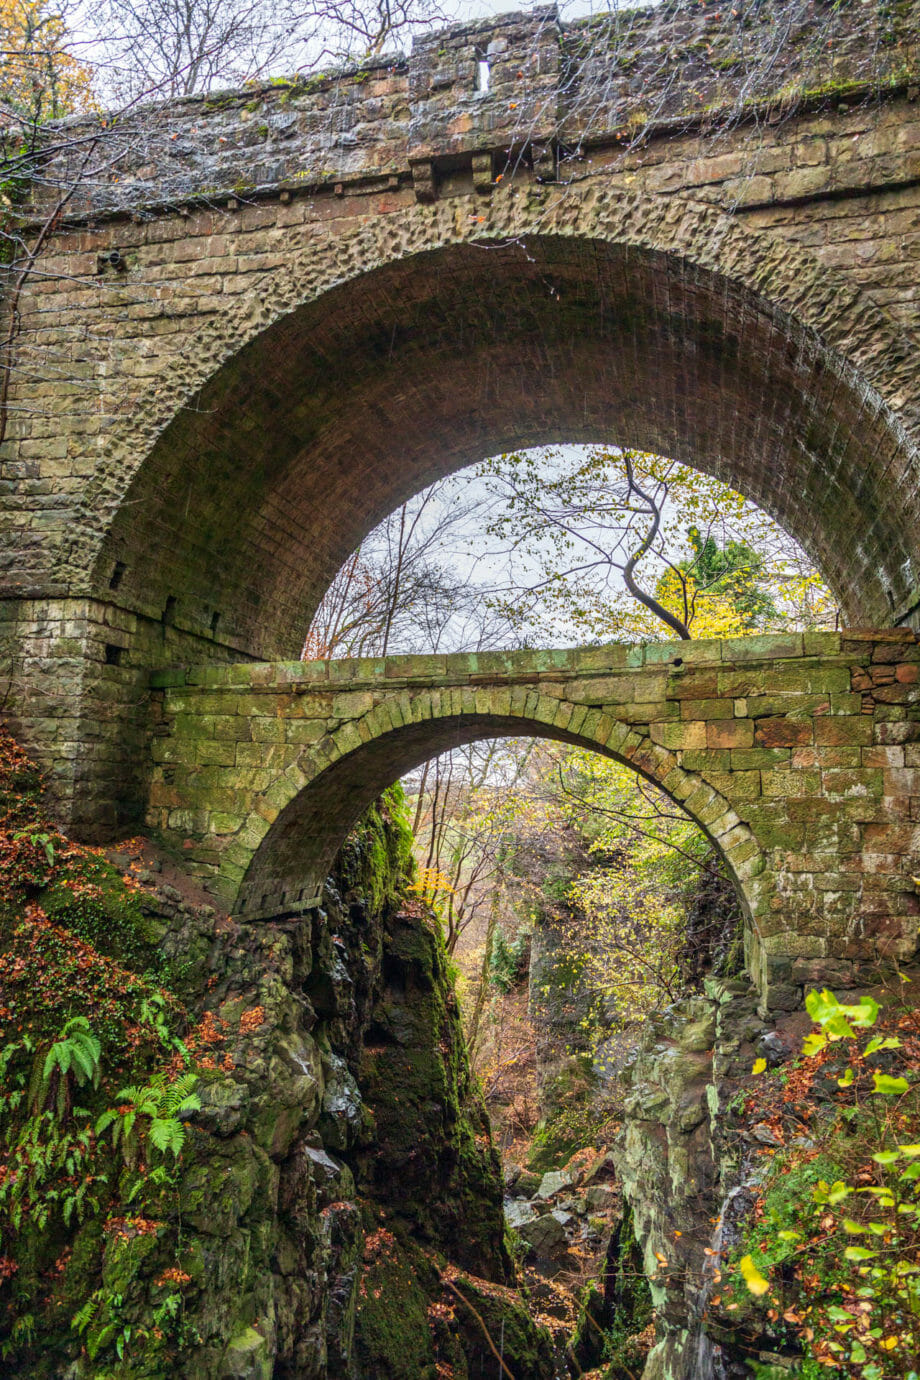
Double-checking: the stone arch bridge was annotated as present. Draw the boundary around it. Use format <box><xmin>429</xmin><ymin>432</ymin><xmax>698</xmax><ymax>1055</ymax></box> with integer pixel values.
<box><xmin>2</xmin><ymin>3</ymin><xmax>920</xmax><ymax>1007</ymax></box>
<box><xmin>149</xmin><ymin>629</ymin><xmax>920</xmax><ymax>1011</ymax></box>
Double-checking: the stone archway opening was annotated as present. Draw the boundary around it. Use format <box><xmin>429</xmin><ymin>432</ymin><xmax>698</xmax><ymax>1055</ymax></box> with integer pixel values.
<box><xmin>299</xmin><ymin>437</ymin><xmax>838</xmax><ymax>663</ymax></box>
<box><xmin>149</xmin><ymin>630</ymin><xmax>920</xmax><ymax>1012</ymax></box>
<box><xmin>233</xmin><ymin>709</ymin><xmax>764</xmax><ymax>974</ymax></box>
<box><xmin>91</xmin><ymin>228</ymin><xmax>919</xmax><ymax>666</ymax></box>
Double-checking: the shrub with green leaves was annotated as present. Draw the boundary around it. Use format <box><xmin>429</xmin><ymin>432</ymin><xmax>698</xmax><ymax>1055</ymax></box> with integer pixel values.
<box><xmin>96</xmin><ymin>1073</ymin><xmax>200</xmax><ymax>1166</ymax></box>
<box><xmin>725</xmin><ymin>988</ymin><xmax>920</xmax><ymax>1376</ymax></box>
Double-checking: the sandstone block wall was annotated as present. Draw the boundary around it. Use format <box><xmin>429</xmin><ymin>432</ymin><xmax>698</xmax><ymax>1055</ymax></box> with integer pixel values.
<box><xmin>148</xmin><ymin>630</ymin><xmax>920</xmax><ymax>1010</ymax></box>
<box><xmin>3</xmin><ymin>1</ymin><xmax>920</xmax><ymax>847</ymax></box>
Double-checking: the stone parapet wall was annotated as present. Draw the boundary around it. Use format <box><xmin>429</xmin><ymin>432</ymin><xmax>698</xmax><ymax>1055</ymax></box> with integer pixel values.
<box><xmin>147</xmin><ymin>630</ymin><xmax>920</xmax><ymax>1010</ymax></box>
<box><xmin>6</xmin><ymin>88</ymin><xmax>920</xmax><ymax>657</ymax></box>
<box><xmin>16</xmin><ymin>4</ymin><xmax>920</xmax><ymax>336</ymax></box>
<box><xmin>25</xmin><ymin>3</ymin><xmax>917</xmax><ymax>222</ymax></box>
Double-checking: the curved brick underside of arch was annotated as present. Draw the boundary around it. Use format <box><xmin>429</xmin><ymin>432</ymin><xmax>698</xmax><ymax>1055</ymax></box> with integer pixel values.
<box><xmin>235</xmin><ymin>708</ymin><xmax>757</xmax><ymax>914</ymax></box>
<box><xmin>83</xmin><ymin>187</ymin><xmax>920</xmax><ymax>656</ymax></box>
<box><xmin>231</xmin><ymin>696</ymin><xmax>767</xmax><ymax>973</ymax></box>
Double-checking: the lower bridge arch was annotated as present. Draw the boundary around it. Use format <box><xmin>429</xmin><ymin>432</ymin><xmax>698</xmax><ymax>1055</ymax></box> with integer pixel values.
<box><xmin>149</xmin><ymin>634</ymin><xmax>920</xmax><ymax>1010</ymax></box>
<box><xmin>226</xmin><ymin>687</ymin><xmax>770</xmax><ymax>988</ymax></box>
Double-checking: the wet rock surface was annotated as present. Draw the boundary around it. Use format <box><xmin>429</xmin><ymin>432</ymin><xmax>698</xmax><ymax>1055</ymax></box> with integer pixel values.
<box><xmin>3</xmin><ymin>806</ymin><xmax>553</xmax><ymax>1378</ymax></box>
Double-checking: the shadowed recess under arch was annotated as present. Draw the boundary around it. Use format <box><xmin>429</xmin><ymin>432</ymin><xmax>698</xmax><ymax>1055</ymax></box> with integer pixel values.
<box><xmin>92</xmin><ymin>223</ymin><xmax>920</xmax><ymax>658</ymax></box>
<box><xmin>232</xmin><ymin>710</ymin><xmax>762</xmax><ymax>945</ymax></box>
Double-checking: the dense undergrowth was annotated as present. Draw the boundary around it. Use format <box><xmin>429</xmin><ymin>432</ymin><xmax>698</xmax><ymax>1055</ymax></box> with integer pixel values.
<box><xmin>0</xmin><ymin>727</ymin><xmax>209</xmax><ymax>1371</ymax></box>
<box><xmin>721</xmin><ymin>986</ymin><xmax>920</xmax><ymax>1377</ymax></box>
<box><xmin>0</xmin><ymin>726</ymin><xmax>552</xmax><ymax>1379</ymax></box>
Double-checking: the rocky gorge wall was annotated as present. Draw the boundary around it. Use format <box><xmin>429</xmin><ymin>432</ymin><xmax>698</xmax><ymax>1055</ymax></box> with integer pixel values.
<box><xmin>4</xmin><ymin>726</ymin><xmax>915</xmax><ymax>1380</ymax></box>
<box><xmin>0</xmin><ymin>751</ymin><xmax>555</xmax><ymax>1378</ymax></box>
<box><xmin>617</xmin><ymin>983</ymin><xmax>773</xmax><ymax>1379</ymax></box>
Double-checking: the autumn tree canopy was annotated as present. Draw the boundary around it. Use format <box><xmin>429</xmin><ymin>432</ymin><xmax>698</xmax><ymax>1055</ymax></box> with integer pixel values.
<box><xmin>0</xmin><ymin>0</ymin><xmax>92</xmax><ymax>124</ymax></box>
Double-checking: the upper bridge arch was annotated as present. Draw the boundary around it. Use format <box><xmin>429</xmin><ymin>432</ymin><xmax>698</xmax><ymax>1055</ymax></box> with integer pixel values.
<box><xmin>7</xmin><ymin>2</ymin><xmax>920</xmax><ymax>838</ymax></box>
<box><xmin>84</xmin><ymin>186</ymin><xmax>920</xmax><ymax>660</ymax></box>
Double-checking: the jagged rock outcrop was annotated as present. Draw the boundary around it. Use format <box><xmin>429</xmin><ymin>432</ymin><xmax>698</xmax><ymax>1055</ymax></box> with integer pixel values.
<box><xmin>0</xmin><ymin>777</ymin><xmax>553</xmax><ymax>1378</ymax></box>
<box><xmin>614</xmin><ymin>979</ymin><xmax>792</xmax><ymax>1379</ymax></box>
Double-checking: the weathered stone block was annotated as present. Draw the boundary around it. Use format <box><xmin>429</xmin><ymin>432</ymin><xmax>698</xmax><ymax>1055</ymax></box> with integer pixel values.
<box><xmin>706</xmin><ymin>719</ymin><xmax>753</xmax><ymax>749</ymax></box>
<box><xmin>761</xmin><ymin>769</ymin><xmax>821</xmax><ymax>798</ymax></box>
<box><xmin>815</xmin><ymin>716</ymin><xmax>874</xmax><ymax>746</ymax></box>
<box><xmin>210</xmin><ymin>812</ymin><xmax>245</xmax><ymax>834</ymax></box>
<box><xmin>802</xmin><ymin>631</ymin><xmax>842</xmax><ymax>656</ymax></box>
<box><xmin>822</xmin><ymin>768</ymin><xmax>884</xmax><ymax>799</ymax></box>
<box><xmin>722</xmin><ymin>634</ymin><xmax>803</xmax><ymax>662</ymax></box>
<box><xmin>705</xmin><ymin>770</ymin><xmax>761</xmax><ymax>800</ymax></box>
<box><xmin>196</xmin><ymin>741</ymin><xmax>238</xmax><ymax>766</ymax></box>
<box><xmin>332</xmin><ymin>690</ymin><xmax>375</xmax><ymax>718</ymax></box>
<box><xmin>251</xmin><ymin>718</ymin><xmax>285</xmax><ymax>743</ymax></box>
<box><xmin>681</xmin><ymin>748</ymin><xmax>730</xmax><ymax>772</ymax></box>
<box><xmin>746</xmin><ymin>693</ymin><xmax>831</xmax><ymax>717</ymax></box>
<box><xmin>754</xmin><ymin>717</ymin><xmax>813</xmax><ymax>747</ymax></box>
<box><xmin>667</xmin><ymin>670</ymin><xmax>720</xmax><ymax>700</ymax></box>
<box><xmin>730</xmin><ymin>747</ymin><xmax>791</xmax><ymax>769</ymax></box>
<box><xmin>285</xmin><ymin>720</ymin><xmax>326</xmax><ymax>744</ymax></box>
<box><xmin>650</xmin><ymin>720</ymin><xmax>706</xmax><ymax>750</ymax></box>
<box><xmin>681</xmin><ymin>698</ymin><xmax>733</xmax><ymax>720</ymax></box>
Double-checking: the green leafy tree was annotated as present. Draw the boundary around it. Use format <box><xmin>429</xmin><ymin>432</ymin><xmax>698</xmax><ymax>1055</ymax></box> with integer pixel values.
<box><xmin>476</xmin><ymin>446</ymin><xmax>836</xmax><ymax>644</ymax></box>
<box><xmin>679</xmin><ymin>527</ymin><xmax>778</xmax><ymax>632</ymax></box>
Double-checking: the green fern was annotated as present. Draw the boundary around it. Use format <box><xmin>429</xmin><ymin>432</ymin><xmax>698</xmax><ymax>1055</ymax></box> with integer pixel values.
<box><xmin>71</xmin><ymin>1291</ymin><xmax>102</xmax><ymax>1336</ymax></box>
<box><xmin>34</xmin><ymin>1017</ymin><xmax>101</xmax><ymax>1118</ymax></box>
<box><xmin>96</xmin><ymin>1073</ymin><xmax>200</xmax><ymax>1164</ymax></box>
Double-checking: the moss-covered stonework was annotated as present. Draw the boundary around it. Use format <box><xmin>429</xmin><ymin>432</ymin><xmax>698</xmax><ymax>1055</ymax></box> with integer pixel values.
<box><xmin>0</xmin><ymin>747</ymin><xmax>549</xmax><ymax>1376</ymax></box>
<box><xmin>5</xmin><ymin>3</ymin><xmax>920</xmax><ymax>842</ymax></box>
<box><xmin>150</xmin><ymin>630</ymin><xmax>920</xmax><ymax>1012</ymax></box>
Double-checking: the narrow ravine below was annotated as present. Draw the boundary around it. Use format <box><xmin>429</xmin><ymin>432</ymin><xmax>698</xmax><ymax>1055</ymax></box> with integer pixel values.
<box><xmin>4</xmin><ymin>726</ymin><xmax>919</xmax><ymax>1378</ymax></box>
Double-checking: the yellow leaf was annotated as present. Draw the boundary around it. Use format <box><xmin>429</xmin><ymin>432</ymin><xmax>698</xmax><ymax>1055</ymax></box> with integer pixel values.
<box><xmin>739</xmin><ymin>1255</ymin><xmax>770</xmax><ymax>1296</ymax></box>
<box><xmin>752</xmin><ymin>1058</ymin><xmax>767</xmax><ymax>1075</ymax></box>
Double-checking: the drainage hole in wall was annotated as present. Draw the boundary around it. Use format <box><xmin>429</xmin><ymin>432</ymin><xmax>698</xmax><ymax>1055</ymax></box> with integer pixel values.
<box><xmin>109</xmin><ymin>561</ymin><xmax>126</xmax><ymax>590</ymax></box>
<box><xmin>105</xmin><ymin>644</ymin><xmax>125</xmax><ymax>666</ymax></box>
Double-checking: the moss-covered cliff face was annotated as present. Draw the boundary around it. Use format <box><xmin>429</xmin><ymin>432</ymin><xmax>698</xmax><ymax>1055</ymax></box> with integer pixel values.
<box><xmin>0</xmin><ymin>731</ymin><xmax>554</xmax><ymax>1378</ymax></box>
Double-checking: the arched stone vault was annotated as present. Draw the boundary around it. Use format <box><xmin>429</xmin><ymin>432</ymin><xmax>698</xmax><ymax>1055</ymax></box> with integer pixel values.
<box><xmin>84</xmin><ymin>188</ymin><xmax>920</xmax><ymax>661</ymax></box>
<box><xmin>4</xmin><ymin>1</ymin><xmax>920</xmax><ymax>837</ymax></box>
<box><xmin>149</xmin><ymin>631</ymin><xmax>920</xmax><ymax>1012</ymax></box>
<box><xmin>236</xmin><ymin>702</ymin><xmax>760</xmax><ymax>922</ymax></box>
<box><xmin>6</xmin><ymin>171</ymin><xmax>920</xmax><ymax>835</ymax></box>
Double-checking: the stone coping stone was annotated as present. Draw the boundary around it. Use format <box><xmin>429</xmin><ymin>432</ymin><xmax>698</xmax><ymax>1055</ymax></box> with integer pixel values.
<box><xmin>145</xmin><ymin>630</ymin><xmax>898</xmax><ymax>692</ymax></box>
